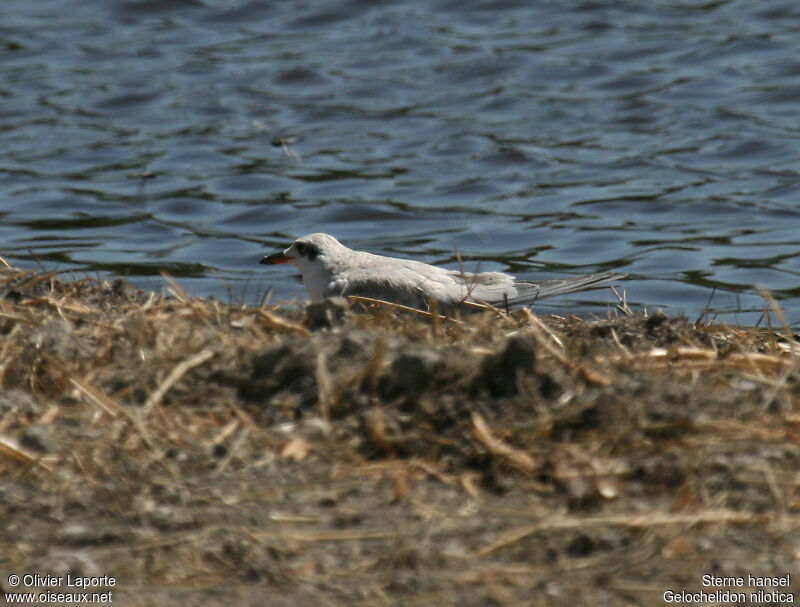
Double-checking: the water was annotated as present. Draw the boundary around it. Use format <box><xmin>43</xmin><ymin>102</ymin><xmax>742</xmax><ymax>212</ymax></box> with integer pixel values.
<box><xmin>2</xmin><ymin>0</ymin><xmax>800</xmax><ymax>323</ymax></box>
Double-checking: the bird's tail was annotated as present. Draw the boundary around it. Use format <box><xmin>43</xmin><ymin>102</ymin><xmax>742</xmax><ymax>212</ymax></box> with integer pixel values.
<box><xmin>508</xmin><ymin>272</ymin><xmax>627</xmax><ymax>306</ymax></box>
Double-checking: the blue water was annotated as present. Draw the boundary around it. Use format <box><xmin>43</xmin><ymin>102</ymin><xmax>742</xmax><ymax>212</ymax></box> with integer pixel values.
<box><xmin>2</xmin><ymin>0</ymin><xmax>800</xmax><ymax>323</ymax></box>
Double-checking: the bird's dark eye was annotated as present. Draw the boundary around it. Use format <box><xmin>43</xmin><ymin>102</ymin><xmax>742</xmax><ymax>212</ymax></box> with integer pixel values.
<box><xmin>296</xmin><ymin>242</ymin><xmax>306</xmax><ymax>255</ymax></box>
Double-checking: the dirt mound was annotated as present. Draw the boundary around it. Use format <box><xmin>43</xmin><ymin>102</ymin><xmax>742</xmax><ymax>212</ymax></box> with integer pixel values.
<box><xmin>0</xmin><ymin>266</ymin><xmax>797</xmax><ymax>605</ymax></box>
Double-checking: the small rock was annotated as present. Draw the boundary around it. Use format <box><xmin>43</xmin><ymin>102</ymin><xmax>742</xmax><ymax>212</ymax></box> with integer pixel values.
<box><xmin>57</xmin><ymin>523</ymin><xmax>91</xmax><ymax>543</ymax></box>
<box><xmin>337</xmin><ymin>333</ymin><xmax>371</xmax><ymax>358</ymax></box>
<box><xmin>21</xmin><ymin>425</ymin><xmax>54</xmax><ymax>453</ymax></box>
<box><xmin>383</xmin><ymin>350</ymin><xmax>441</xmax><ymax>399</ymax></box>
<box><xmin>318</xmin><ymin>494</ymin><xmax>338</xmax><ymax>508</ymax></box>
<box><xmin>479</xmin><ymin>334</ymin><xmax>536</xmax><ymax>396</ymax></box>
<box><xmin>304</xmin><ymin>416</ymin><xmax>332</xmax><ymax>437</ymax></box>
<box><xmin>281</xmin><ymin>437</ymin><xmax>311</xmax><ymax>462</ymax></box>
<box><xmin>645</xmin><ymin>309</ymin><xmax>668</xmax><ymax>330</ymax></box>
<box><xmin>566</xmin><ymin>533</ymin><xmax>596</xmax><ymax>557</ymax></box>
<box><xmin>304</xmin><ymin>297</ymin><xmax>348</xmax><ymax>330</ymax></box>
<box><xmin>240</xmin><ymin>341</ymin><xmax>316</xmax><ymax>404</ymax></box>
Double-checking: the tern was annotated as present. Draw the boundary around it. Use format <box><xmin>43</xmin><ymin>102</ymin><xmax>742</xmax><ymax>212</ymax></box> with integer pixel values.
<box><xmin>260</xmin><ymin>233</ymin><xmax>625</xmax><ymax>311</ymax></box>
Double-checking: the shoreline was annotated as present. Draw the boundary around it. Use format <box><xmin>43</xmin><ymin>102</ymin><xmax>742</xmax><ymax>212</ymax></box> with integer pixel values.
<box><xmin>0</xmin><ymin>266</ymin><xmax>798</xmax><ymax>605</ymax></box>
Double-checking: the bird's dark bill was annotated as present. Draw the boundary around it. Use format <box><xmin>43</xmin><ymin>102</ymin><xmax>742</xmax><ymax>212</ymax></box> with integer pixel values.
<box><xmin>260</xmin><ymin>252</ymin><xmax>289</xmax><ymax>265</ymax></box>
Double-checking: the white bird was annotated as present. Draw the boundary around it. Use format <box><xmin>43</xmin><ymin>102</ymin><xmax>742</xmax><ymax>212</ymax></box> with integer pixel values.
<box><xmin>260</xmin><ymin>232</ymin><xmax>625</xmax><ymax>311</ymax></box>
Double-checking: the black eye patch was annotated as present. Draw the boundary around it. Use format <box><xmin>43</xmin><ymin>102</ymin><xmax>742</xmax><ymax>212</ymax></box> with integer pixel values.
<box><xmin>296</xmin><ymin>242</ymin><xmax>318</xmax><ymax>261</ymax></box>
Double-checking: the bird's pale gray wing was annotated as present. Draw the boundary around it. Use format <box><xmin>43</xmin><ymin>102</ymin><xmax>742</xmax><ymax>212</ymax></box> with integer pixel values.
<box><xmin>324</xmin><ymin>263</ymin><xmax>463</xmax><ymax>308</ymax></box>
<box><xmin>505</xmin><ymin>272</ymin><xmax>626</xmax><ymax>305</ymax></box>
<box><xmin>446</xmin><ymin>270</ymin><xmax>519</xmax><ymax>304</ymax></box>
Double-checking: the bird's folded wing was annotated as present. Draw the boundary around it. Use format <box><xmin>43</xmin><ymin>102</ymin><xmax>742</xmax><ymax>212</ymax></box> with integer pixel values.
<box><xmin>326</xmin><ymin>264</ymin><xmax>460</xmax><ymax>308</ymax></box>
<box><xmin>328</xmin><ymin>260</ymin><xmax>625</xmax><ymax>310</ymax></box>
<box><xmin>446</xmin><ymin>270</ymin><xmax>519</xmax><ymax>303</ymax></box>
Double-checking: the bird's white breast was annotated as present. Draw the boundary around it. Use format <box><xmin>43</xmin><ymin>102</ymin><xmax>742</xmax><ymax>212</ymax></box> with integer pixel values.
<box><xmin>301</xmin><ymin>261</ymin><xmax>334</xmax><ymax>302</ymax></box>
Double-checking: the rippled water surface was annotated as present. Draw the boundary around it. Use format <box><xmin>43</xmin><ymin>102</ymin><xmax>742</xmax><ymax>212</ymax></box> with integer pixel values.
<box><xmin>3</xmin><ymin>0</ymin><xmax>800</xmax><ymax>322</ymax></box>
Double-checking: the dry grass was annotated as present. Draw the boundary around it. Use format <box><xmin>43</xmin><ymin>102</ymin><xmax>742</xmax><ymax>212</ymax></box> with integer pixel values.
<box><xmin>0</xmin><ymin>266</ymin><xmax>798</xmax><ymax>606</ymax></box>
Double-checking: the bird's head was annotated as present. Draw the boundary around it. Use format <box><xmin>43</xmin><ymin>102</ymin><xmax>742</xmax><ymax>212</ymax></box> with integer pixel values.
<box><xmin>259</xmin><ymin>232</ymin><xmax>344</xmax><ymax>274</ymax></box>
